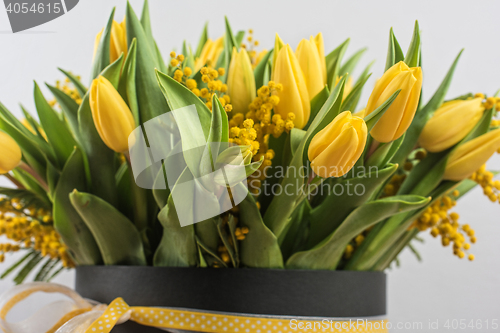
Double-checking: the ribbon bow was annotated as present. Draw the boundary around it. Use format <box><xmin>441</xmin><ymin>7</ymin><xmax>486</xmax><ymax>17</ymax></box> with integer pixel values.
<box><xmin>0</xmin><ymin>282</ymin><xmax>388</xmax><ymax>333</ymax></box>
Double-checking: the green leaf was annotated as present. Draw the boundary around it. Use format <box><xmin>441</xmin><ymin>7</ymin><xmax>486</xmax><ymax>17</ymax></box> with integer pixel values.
<box><xmin>140</xmin><ymin>0</ymin><xmax>155</xmax><ymax>52</ymax></box>
<box><xmin>58</xmin><ymin>68</ymin><xmax>87</xmax><ymax>97</ymax></box>
<box><xmin>91</xmin><ymin>8</ymin><xmax>115</xmax><ymax>80</ymax></box>
<box><xmin>126</xmin><ymin>2</ymin><xmax>169</xmax><ymax>123</ymax></box>
<box><xmin>46</xmin><ymin>160</ymin><xmax>60</xmax><ymax>200</ymax></box>
<box><xmin>156</xmin><ymin>70</ymin><xmax>213</xmax><ymax>178</ymax></box>
<box><xmin>215</xmin><ymin>17</ymin><xmax>238</xmax><ymax>83</ymax></box>
<box><xmin>115</xmin><ymin>163</ymin><xmax>134</xmax><ymax>221</ymax></box>
<box><xmin>195</xmin><ymin>218</ymin><xmax>220</xmax><ymax>258</ymax></box>
<box><xmin>326</xmin><ymin>38</ymin><xmax>350</xmax><ymax>89</ymax></box>
<box><xmin>153</xmin><ymin>171</ymin><xmax>198</xmax><ymax>267</ymax></box>
<box><xmin>286</xmin><ymin>195</ymin><xmax>430</xmax><ymax>270</ymax></box>
<box><xmin>101</xmin><ymin>54</ymin><xmax>125</xmax><ymax>88</ymax></box>
<box><xmin>304</xmin><ymin>85</ymin><xmax>329</xmax><ymax>130</ymax></box>
<box><xmin>341</xmin><ymin>72</ymin><xmax>372</xmax><ymax>112</ymax></box>
<box><xmin>239</xmin><ymin>192</ymin><xmax>284</xmax><ymax>268</ymax></box>
<box><xmin>235</xmin><ymin>30</ymin><xmax>245</xmax><ymax>48</ymax></box>
<box><xmin>77</xmin><ymin>93</ymin><xmax>118</xmax><ymax>207</ymax></box>
<box><xmin>53</xmin><ymin>148</ymin><xmax>102</xmax><ymax>265</ymax></box>
<box><xmin>385</xmin><ymin>28</ymin><xmax>404</xmax><ymax>71</ymax></box>
<box><xmin>14</xmin><ymin>252</ymin><xmax>42</xmax><ymax>285</ymax></box>
<box><xmin>156</xmin><ymin>70</ymin><xmax>211</xmax><ymax>139</ymax></box>
<box><xmin>254</xmin><ymin>49</ymin><xmax>273</xmax><ymax>90</ymax></box>
<box><xmin>392</xmin><ymin>50</ymin><xmax>463</xmax><ymax>165</ymax></box>
<box><xmin>46</xmin><ymin>84</ymin><xmax>80</xmax><ymax>138</ymax></box>
<box><xmin>348</xmin><ymin>180</ymin><xmax>456</xmax><ymax>270</ymax></box>
<box><xmin>0</xmin><ymin>251</ymin><xmax>35</xmax><ymax>279</ymax></box>
<box><xmin>0</xmin><ymin>186</ymin><xmax>49</xmax><ymax>209</ymax></box>
<box><xmin>215</xmin><ymin>217</ymin><xmax>238</xmax><ymax>267</ymax></box>
<box><xmin>366</xmin><ymin>134</ymin><xmax>405</xmax><ymax>168</ymax></box>
<box><xmin>70</xmin><ymin>190</ymin><xmax>146</xmax><ymax>265</ymax></box>
<box><xmin>463</xmin><ymin>106</ymin><xmax>495</xmax><ymax>143</ymax></box>
<box><xmin>194</xmin><ymin>22</ymin><xmax>209</xmax><ymax>58</ymax></box>
<box><xmin>0</xmin><ymin>105</ymin><xmax>47</xmax><ymax>176</ymax></box>
<box><xmin>306</xmin><ymin>164</ymin><xmax>398</xmax><ymax>248</ymax></box>
<box><xmin>182</xmin><ymin>41</ymin><xmax>195</xmax><ymax>72</ymax></box>
<box><xmin>11</xmin><ymin>168</ymin><xmax>50</xmax><ymax>203</ymax></box>
<box><xmin>404</xmin><ymin>21</ymin><xmax>421</xmax><ymax>68</ymax></box>
<box><xmin>279</xmin><ymin>199</ymin><xmax>311</xmax><ymax>260</ymax></box>
<box><xmin>364</xmin><ymin>90</ymin><xmax>401</xmax><ymax>131</ymax></box>
<box><xmin>118</xmin><ymin>39</ymin><xmax>140</xmax><ymax>125</ymax></box>
<box><xmin>34</xmin><ymin>82</ymin><xmax>77</xmax><ymax>167</ymax></box>
<box><xmin>339</xmin><ymin>48</ymin><xmax>367</xmax><ymax>77</ymax></box>
<box><xmin>152</xmin><ymin>161</ymin><xmax>170</xmax><ymax>209</ymax></box>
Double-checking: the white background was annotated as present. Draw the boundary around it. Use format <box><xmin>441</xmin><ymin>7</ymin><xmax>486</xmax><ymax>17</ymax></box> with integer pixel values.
<box><xmin>0</xmin><ymin>0</ymin><xmax>499</xmax><ymax>331</ymax></box>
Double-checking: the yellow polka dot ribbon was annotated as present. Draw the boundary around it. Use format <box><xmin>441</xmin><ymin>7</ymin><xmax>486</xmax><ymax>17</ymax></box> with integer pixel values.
<box><xmin>85</xmin><ymin>298</ymin><xmax>389</xmax><ymax>333</ymax></box>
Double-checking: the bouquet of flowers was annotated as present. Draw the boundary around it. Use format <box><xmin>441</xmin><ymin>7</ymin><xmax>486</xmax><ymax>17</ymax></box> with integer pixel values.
<box><xmin>0</xmin><ymin>0</ymin><xmax>499</xmax><ymax>284</ymax></box>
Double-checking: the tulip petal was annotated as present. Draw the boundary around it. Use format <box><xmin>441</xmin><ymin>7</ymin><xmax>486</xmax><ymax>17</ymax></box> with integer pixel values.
<box><xmin>296</xmin><ymin>39</ymin><xmax>324</xmax><ymax>99</ymax></box>
<box><xmin>370</xmin><ymin>70</ymin><xmax>417</xmax><ymax>142</ymax></box>
<box><xmin>419</xmin><ymin>98</ymin><xmax>484</xmax><ymax>152</ymax></box>
<box><xmin>311</xmin><ymin>125</ymin><xmax>358</xmax><ymax>177</ymax></box>
<box><xmin>0</xmin><ymin>131</ymin><xmax>22</xmax><ymax>174</ymax></box>
<box><xmin>274</xmin><ymin>45</ymin><xmax>310</xmax><ymax>129</ymax></box>
<box><xmin>308</xmin><ymin>111</ymin><xmax>351</xmax><ymax>161</ymax></box>
<box><xmin>444</xmin><ymin>128</ymin><xmax>500</xmax><ymax>181</ymax></box>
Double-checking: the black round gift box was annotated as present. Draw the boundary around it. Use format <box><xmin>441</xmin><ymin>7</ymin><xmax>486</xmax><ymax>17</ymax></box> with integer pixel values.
<box><xmin>75</xmin><ymin>266</ymin><xmax>386</xmax><ymax>333</ymax></box>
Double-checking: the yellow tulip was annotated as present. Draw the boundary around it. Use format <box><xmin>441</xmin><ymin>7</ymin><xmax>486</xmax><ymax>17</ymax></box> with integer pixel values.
<box><xmin>419</xmin><ymin>98</ymin><xmax>484</xmax><ymax>152</ymax></box>
<box><xmin>227</xmin><ymin>48</ymin><xmax>256</xmax><ymax>114</ymax></box>
<box><xmin>335</xmin><ymin>76</ymin><xmax>354</xmax><ymax>100</ymax></box>
<box><xmin>271</xmin><ymin>33</ymin><xmax>285</xmax><ymax>70</ymax></box>
<box><xmin>254</xmin><ymin>49</ymin><xmax>268</xmax><ymax>68</ymax></box>
<box><xmin>273</xmin><ymin>44</ymin><xmax>310</xmax><ymax>129</ymax></box>
<box><xmin>195</xmin><ymin>37</ymin><xmax>224</xmax><ymax>71</ymax></box>
<box><xmin>308</xmin><ymin>111</ymin><xmax>367</xmax><ymax>178</ymax></box>
<box><xmin>444</xmin><ymin>128</ymin><xmax>500</xmax><ymax>181</ymax></box>
<box><xmin>94</xmin><ymin>19</ymin><xmax>127</xmax><ymax>63</ymax></box>
<box><xmin>296</xmin><ymin>39</ymin><xmax>325</xmax><ymax>99</ymax></box>
<box><xmin>310</xmin><ymin>33</ymin><xmax>327</xmax><ymax>84</ymax></box>
<box><xmin>365</xmin><ymin>61</ymin><xmax>422</xmax><ymax>143</ymax></box>
<box><xmin>89</xmin><ymin>76</ymin><xmax>136</xmax><ymax>153</ymax></box>
<box><xmin>0</xmin><ymin>131</ymin><xmax>22</xmax><ymax>174</ymax></box>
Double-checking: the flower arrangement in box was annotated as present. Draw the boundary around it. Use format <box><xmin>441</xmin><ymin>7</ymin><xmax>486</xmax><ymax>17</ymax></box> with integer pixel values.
<box><xmin>0</xmin><ymin>1</ymin><xmax>499</xmax><ymax>332</ymax></box>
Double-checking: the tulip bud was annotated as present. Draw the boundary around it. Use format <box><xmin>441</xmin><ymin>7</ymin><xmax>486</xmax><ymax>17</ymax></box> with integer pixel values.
<box><xmin>0</xmin><ymin>131</ymin><xmax>22</xmax><ymax>174</ymax></box>
<box><xmin>89</xmin><ymin>76</ymin><xmax>136</xmax><ymax>153</ymax></box>
<box><xmin>227</xmin><ymin>48</ymin><xmax>256</xmax><ymax>114</ymax></box>
<box><xmin>94</xmin><ymin>19</ymin><xmax>127</xmax><ymax>63</ymax></box>
<box><xmin>271</xmin><ymin>33</ymin><xmax>285</xmax><ymax>70</ymax></box>
<box><xmin>254</xmin><ymin>49</ymin><xmax>268</xmax><ymax>68</ymax></box>
<box><xmin>308</xmin><ymin>111</ymin><xmax>367</xmax><ymax>178</ymax></box>
<box><xmin>444</xmin><ymin>128</ymin><xmax>500</xmax><ymax>181</ymax></box>
<box><xmin>419</xmin><ymin>98</ymin><xmax>484</xmax><ymax>152</ymax></box>
<box><xmin>310</xmin><ymin>33</ymin><xmax>327</xmax><ymax>84</ymax></box>
<box><xmin>365</xmin><ymin>61</ymin><xmax>422</xmax><ymax>143</ymax></box>
<box><xmin>195</xmin><ymin>37</ymin><xmax>224</xmax><ymax>71</ymax></box>
<box><xmin>296</xmin><ymin>39</ymin><xmax>325</xmax><ymax>99</ymax></box>
<box><xmin>273</xmin><ymin>44</ymin><xmax>310</xmax><ymax>129</ymax></box>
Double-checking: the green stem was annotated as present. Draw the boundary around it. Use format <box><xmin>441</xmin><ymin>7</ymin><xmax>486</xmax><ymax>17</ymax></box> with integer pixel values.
<box><xmin>2</xmin><ymin>173</ymin><xmax>25</xmax><ymax>189</ymax></box>
<box><xmin>18</xmin><ymin>161</ymin><xmax>48</xmax><ymax>191</ymax></box>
